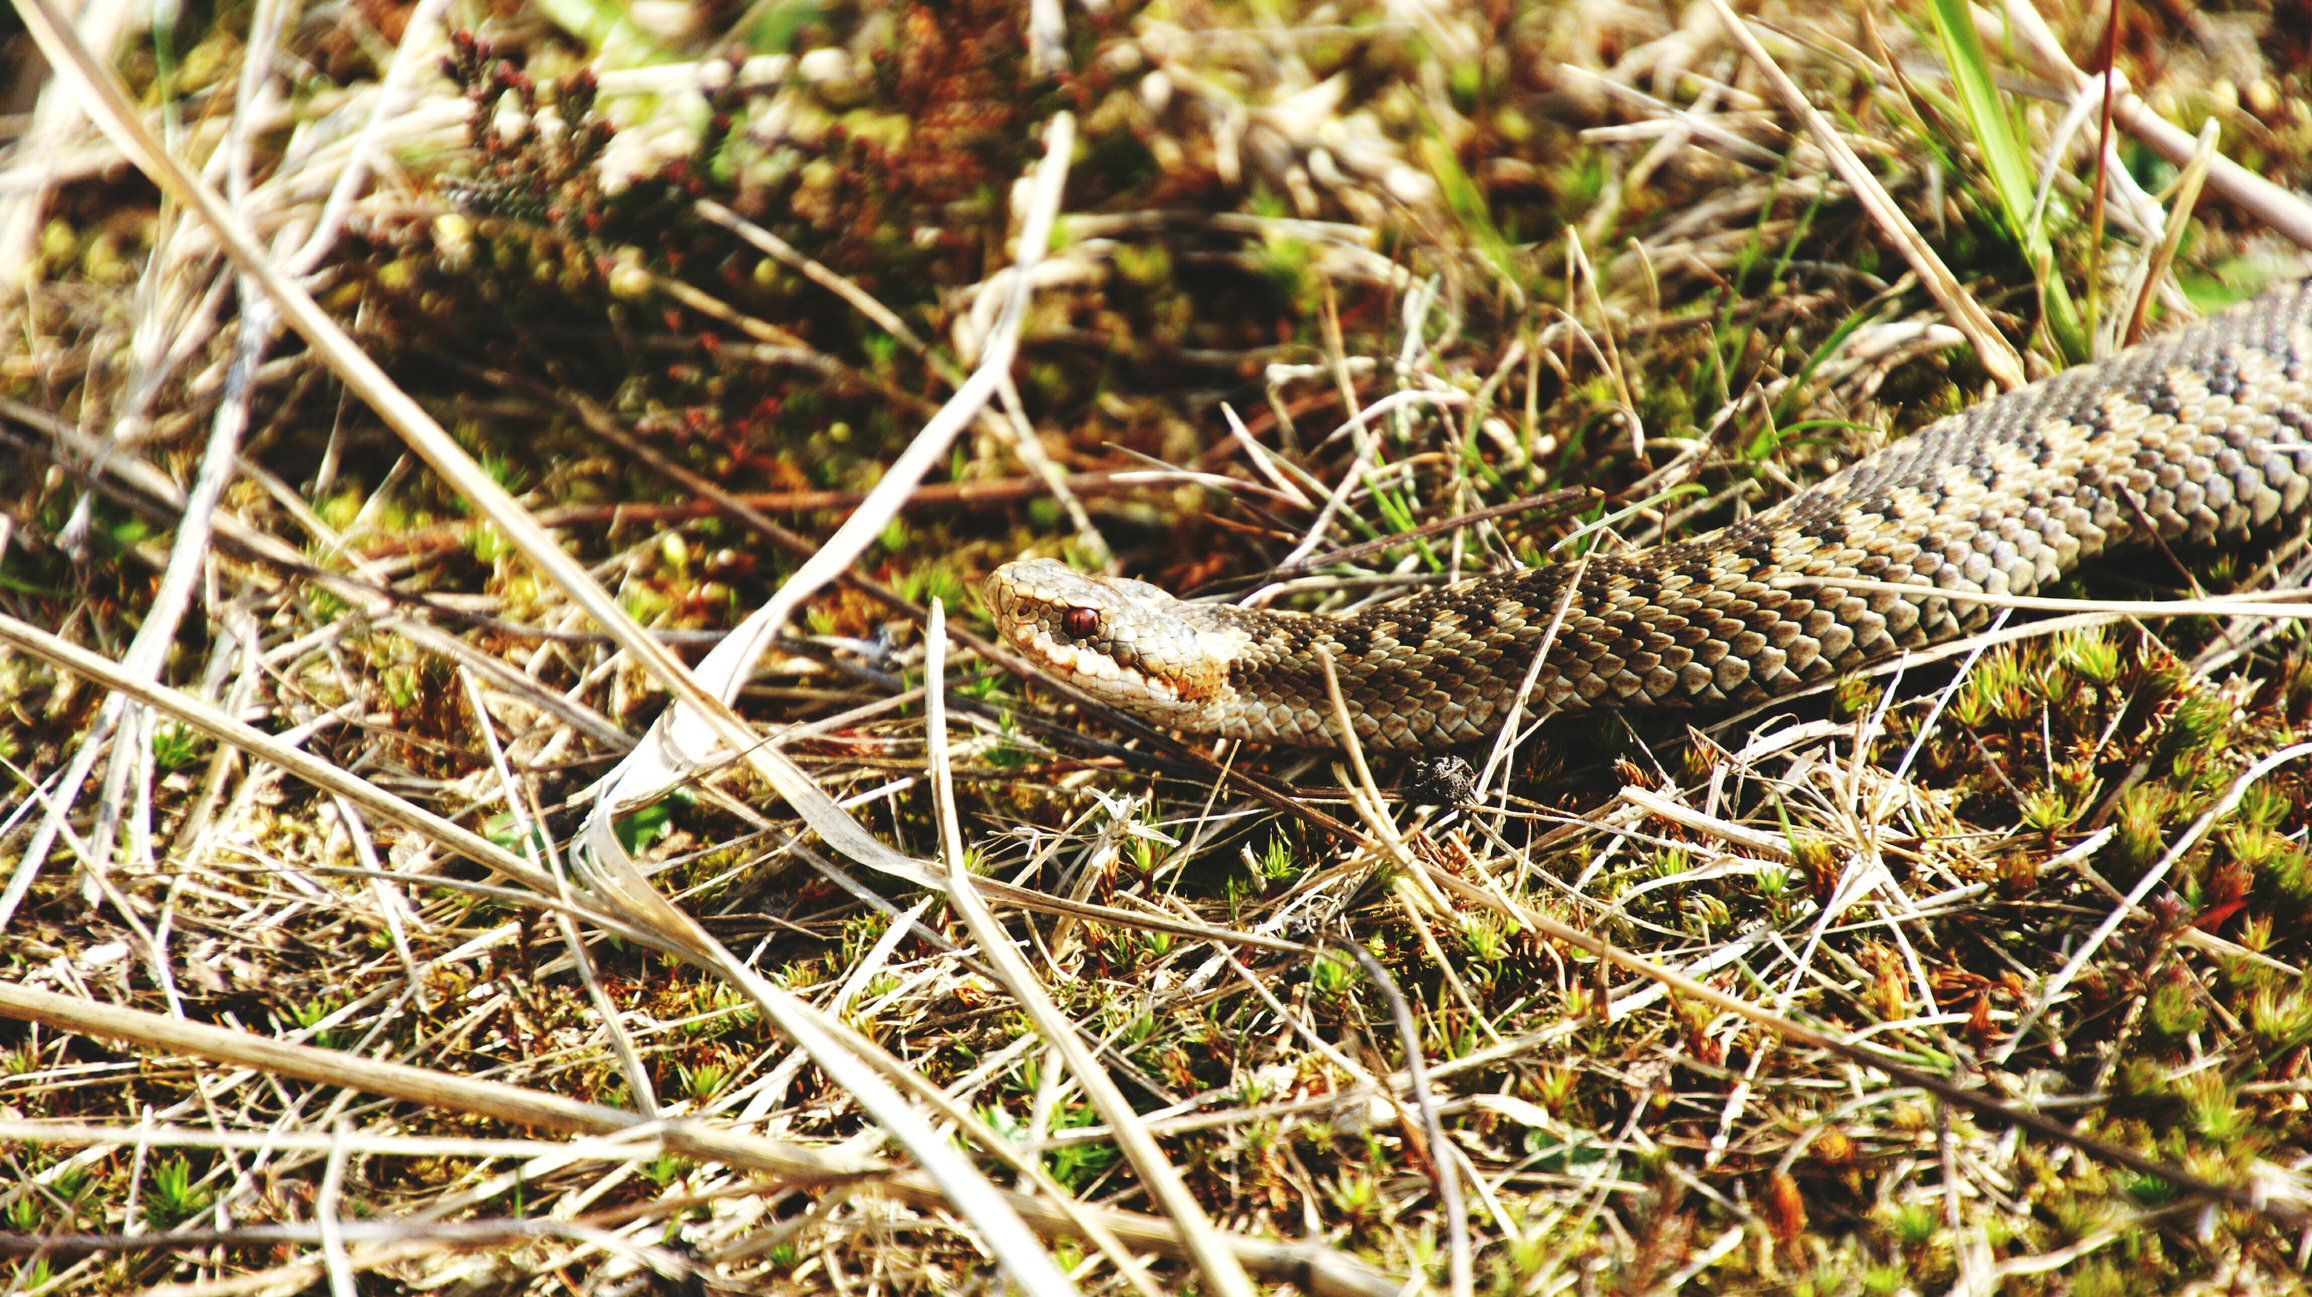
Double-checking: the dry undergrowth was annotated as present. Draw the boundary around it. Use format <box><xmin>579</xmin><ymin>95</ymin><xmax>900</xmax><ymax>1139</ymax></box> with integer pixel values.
<box><xmin>4</xmin><ymin>0</ymin><xmax>2312</xmax><ymax>1293</ymax></box>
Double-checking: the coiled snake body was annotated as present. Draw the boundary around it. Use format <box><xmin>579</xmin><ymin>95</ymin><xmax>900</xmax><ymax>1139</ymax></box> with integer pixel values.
<box><xmin>985</xmin><ymin>283</ymin><xmax>2312</xmax><ymax>751</ymax></box>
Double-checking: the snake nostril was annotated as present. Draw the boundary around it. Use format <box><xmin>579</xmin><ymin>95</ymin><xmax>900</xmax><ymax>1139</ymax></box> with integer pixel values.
<box><xmin>1061</xmin><ymin>607</ymin><xmax>1100</xmax><ymax>639</ymax></box>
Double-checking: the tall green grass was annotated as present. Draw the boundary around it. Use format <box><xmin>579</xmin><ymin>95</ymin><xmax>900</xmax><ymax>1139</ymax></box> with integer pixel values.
<box><xmin>1927</xmin><ymin>0</ymin><xmax>2090</xmax><ymax>364</ymax></box>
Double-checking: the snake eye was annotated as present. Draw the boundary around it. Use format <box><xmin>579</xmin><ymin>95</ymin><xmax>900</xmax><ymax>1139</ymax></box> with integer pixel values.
<box><xmin>1060</xmin><ymin>606</ymin><xmax>1100</xmax><ymax>639</ymax></box>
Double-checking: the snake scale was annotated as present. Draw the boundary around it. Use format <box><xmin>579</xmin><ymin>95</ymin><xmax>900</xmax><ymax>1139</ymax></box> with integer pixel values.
<box><xmin>984</xmin><ymin>282</ymin><xmax>2312</xmax><ymax>751</ymax></box>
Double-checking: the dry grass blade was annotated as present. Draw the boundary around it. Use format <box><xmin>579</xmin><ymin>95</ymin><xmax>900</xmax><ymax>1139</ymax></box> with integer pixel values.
<box><xmin>2122</xmin><ymin>117</ymin><xmax>2221</xmax><ymax>348</ymax></box>
<box><xmin>460</xmin><ymin>668</ymin><xmax>662</xmax><ymax>1116</ymax></box>
<box><xmin>1704</xmin><ymin>0</ymin><xmax>2026</xmax><ymax>390</ymax></box>
<box><xmin>793</xmin><ymin>1004</ymin><xmax>1173</xmax><ymax>1297</ymax></box>
<box><xmin>1474</xmin><ymin>554</ymin><xmax>1588</xmax><ymax>802</ymax></box>
<box><xmin>0</xmin><ymin>296</ymin><xmax>273</xmax><ymax>929</ymax></box>
<box><xmin>0</xmin><ymin>982</ymin><xmax>698</xmax><ymax>1144</ymax></box>
<box><xmin>585</xmin><ymin>112</ymin><xmax>1076</xmax><ymax>850</ymax></box>
<box><xmin>926</xmin><ymin>600</ymin><xmax>1254</xmax><ymax>1297</ymax></box>
<box><xmin>0</xmin><ymin>611</ymin><xmax>561</xmax><ymax>897</ymax></box>
<box><xmin>0</xmin><ymin>58</ymin><xmax>1073</xmax><ymax>1246</ymax></box>
<box><xmin>9</xmin><ymin>0</ymin><xmax>886</xmax><ymax>909</ymax></box>
<box><xmin>1</xmin><ymin>560</ymin><xmax>1304</xmax><ymax>972</ymax></box>
<box><xmin>1277</xmin><ymin>390</ymin><xmax>1473</xmax><ymax>568</ymax></box>
<box><xmin>1771</xmin><ymin>574</ymin><xmax>2312</xmax><ymax>622</ymax></box>
<box><xmin>0</xmin><ymin>398</ymin><xmax>639</xmax><ymax>752</ymax></box>
<box><xmin>0</xmin><ymin>982</ymin><xmax>1402</xmax><ymax>1295</ymax></box>
<box><xmin>0</xmin><ymin>1123</ymin><xmax>677</xmax><ymax>1160</ymax></box>
<box><xmin>569</xmin><ymin>810</ymin><xmax>1080</xmax><ymax>1291</ymax></box>
<box><xmin>282</xmin><ymin>0</ymin><xmax>453</xmax><ymax>276</ymax></box>
<box><xmin>694</xmin><ymin>198</ymin><xmax>944</xmax><ymax>371</ymax></box>
<box><xmin>1312</xmin><ymin>649</ymin><xmax>1473</xmax><ymax>1296</ymax></box>
<box><xmin>1999</xmin><ymin>0</ymin><xmax>2312</xmax><ymax>251</ymax></box>
<box><xmin>0</xmin><ymin>0</ymin><xmax>301</xmax><ymax>921</ymax></box>
<box><xmin>1616</xmin><ymin>787</ymin><xmax>1791</xmax><ymax>859</ymax></box>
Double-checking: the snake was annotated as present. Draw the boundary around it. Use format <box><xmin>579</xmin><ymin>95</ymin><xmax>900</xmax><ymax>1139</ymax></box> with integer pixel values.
<box><xmin>983</xmin><ymin>281</ymin><xmax>2312</xmax><ymax>751</ymax></box>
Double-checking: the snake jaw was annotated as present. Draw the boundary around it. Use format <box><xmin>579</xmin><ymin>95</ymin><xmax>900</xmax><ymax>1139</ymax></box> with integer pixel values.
<box><xmin>983</xmin><ymin>559</ymin><xmax>1243</xmax><ymax>722</ymax></box>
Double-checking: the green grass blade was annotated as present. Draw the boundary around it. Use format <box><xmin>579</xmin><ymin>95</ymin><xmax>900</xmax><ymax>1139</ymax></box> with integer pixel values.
<box><xmin>1928</xmin><ymin>0</ymin><xmax>2036</xmax><ymax>239</ymax></box>
<box><xmin>1926</xmin><ymin>0</ymin><xmax>2088</xmax><ymax>364</ymax></box>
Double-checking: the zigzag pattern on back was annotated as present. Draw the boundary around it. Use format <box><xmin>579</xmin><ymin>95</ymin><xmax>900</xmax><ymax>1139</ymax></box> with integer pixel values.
<box><xmin>987</xmin><ymin>282</ymin><xmax>2312</xmax><ymax>749</ymax></box>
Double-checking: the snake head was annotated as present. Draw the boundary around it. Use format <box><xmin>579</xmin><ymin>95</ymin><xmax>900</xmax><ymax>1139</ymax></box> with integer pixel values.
<box><xmin>982</xmin><ymin>559</ymin><xmax>1239</xmax><ymax>721</ymax></box>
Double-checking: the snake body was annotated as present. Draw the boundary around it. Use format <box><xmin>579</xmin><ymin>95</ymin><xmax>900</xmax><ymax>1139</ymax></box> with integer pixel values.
<box><xmin>985</xmin><ymin>282</ymin><xmax>2312</xmax><ymax>751</ymax></box>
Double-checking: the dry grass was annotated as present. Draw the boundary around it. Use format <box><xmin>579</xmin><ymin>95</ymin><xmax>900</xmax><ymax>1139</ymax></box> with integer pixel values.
<box><xmin>4</xmin><ymin>0</ymin><xmax>2312</xmax><ymax>1292</ymax></box>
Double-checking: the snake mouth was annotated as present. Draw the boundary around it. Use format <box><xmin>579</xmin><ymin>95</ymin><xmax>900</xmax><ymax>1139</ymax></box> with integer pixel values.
<box><xmin>983</xmin><ymin>562</ymin><xmax>1203</xmax><ymax>713</ymax></box>
<box><xmin>1001</xmin><ymin>616</ymin><xmax>1192</xmax><ymax>708</ymax></box>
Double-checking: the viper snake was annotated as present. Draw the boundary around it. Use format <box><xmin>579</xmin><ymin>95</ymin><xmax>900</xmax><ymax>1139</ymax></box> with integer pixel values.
<box><xmin>985</xmin><ymin>282</ymin><xmax>2312</xmax><ymax>751</ymax></box>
